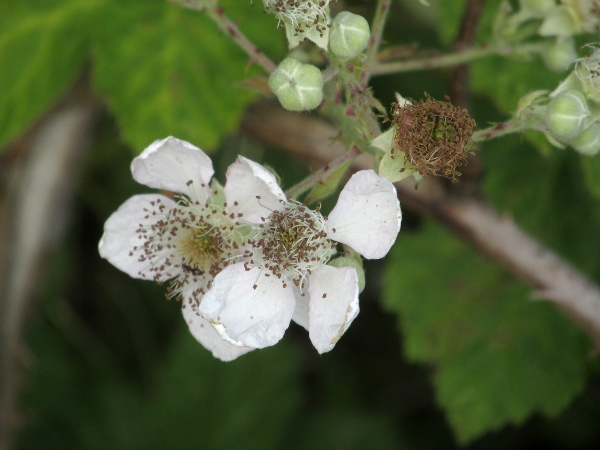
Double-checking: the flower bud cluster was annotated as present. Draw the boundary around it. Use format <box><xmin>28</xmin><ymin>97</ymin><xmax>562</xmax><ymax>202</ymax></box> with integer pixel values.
<box><xmin>266</xmin><ymin>8</ymin><xmax>371</xmax><ymax>111</ymax></box>
<box><xmin>543</xmin><ymin>88</ymin><xmax>600</xmax><ymax>155</ymax></box>
<box><xmin>539</xmin><ymin>44</ymin><xmax>600</xmax><ymax>156</ymax></box>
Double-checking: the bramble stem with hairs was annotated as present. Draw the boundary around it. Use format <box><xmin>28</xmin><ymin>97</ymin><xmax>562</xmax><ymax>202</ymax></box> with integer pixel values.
<box><xmin>372</xmin><ymin>42</ymin><xmax>546</xmax><ymax>76</ymax></box>
<box><xmin>362</xmin><ymin>0</ymin><xmax>391</xmax><ymax>84</ymax></box>
<box><xmin>472</xmin><ymin>120</ymin><xmax>528</xmax><ymax>143</ymax></box>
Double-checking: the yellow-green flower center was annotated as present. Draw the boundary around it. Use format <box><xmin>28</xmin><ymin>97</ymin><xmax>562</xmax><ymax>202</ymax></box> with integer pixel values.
<box><xmin>177</xmin><ymin>226</ymin><xmax>220</xmax><ymax>272</ymax></box>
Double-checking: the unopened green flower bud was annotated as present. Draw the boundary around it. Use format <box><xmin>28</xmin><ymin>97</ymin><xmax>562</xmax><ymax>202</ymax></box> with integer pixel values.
<box><xmin>571</xmin><ymin>123</ymin><xmax>600</xmax><ymax>156</ymax></box>
<box><xmin>542</xmin><ymin>37</ymin><xmax>577</xmax><ymax>73</ymax></box>
<box><xmin>268</xmin><ymin>58</ymin><xmax>324</xmax><ymax>111</ymax></box>
<box><xmin>329</xmin><ymin>12</ymin><xmax>370</xmax><ymax>60</ymax></box>
<box><xmin>544</xmin><ymin>89</ymin><xmax>590</xmax><ymax>141</ymax></box>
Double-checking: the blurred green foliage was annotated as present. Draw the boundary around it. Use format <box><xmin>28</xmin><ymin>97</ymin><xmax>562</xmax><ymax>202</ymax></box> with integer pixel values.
<box><xmin>4</xmin><ymin>0</ymin><xmax>600</xmax><ymax>449</ymax></box>
<box><xmin>0</xmin><ymin>0</ymin><xmax>284</xmax><ymax>151</ymax></box>
<box><xmin>0</xmin><ymin>0</ymin><xmax>89</xmax><ymax>148</ymax></box>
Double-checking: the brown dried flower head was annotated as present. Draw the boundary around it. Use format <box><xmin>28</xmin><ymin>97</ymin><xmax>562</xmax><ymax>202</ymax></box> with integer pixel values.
<box><xmin>391</xmin><ymin>94</ymin><xmax>476</xmax><ymax>182</ymax></box>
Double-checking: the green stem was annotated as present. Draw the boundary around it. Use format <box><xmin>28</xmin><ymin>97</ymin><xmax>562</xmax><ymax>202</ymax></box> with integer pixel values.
<box><xmin>362</xmin><ymin>0</ymin><xmax>391</xmax><ymax>85</ymax></box>
<box><xmin>299</xmin><ymin>0</ymin><xmax>389</xmax><ymax>194</ymax></box>
<box><xmin>373</xmin><ymin>45</ymin><xmax>497</xmax><ymax>76</ymax></box>
<box><xmin>472</xmin><ymin>119</ymin><xmax>528</xmax><ymax>143</ymax></box>
<box><xmin>372</xmin><ymin>42</ymin><xmax>547</xmax><ymax>76</ymax></box>
<box><xmin>331</xmin><ymin>57</ymin><xmax>382</xmax><ymax>143</ymax></box>
<box><xmin>322</xmin><ymin>65</ymin><xmax>339</xmax><ymax>83</ymax></box>
<box><xmin>172</xmin><ymin>0</ymin><xmax>277</xmax><ymax>73</ymax></box>
<box><xmin>285</xmin><ymin>147</ymin><xmax>361</xmax><ymax>199</ymax></box>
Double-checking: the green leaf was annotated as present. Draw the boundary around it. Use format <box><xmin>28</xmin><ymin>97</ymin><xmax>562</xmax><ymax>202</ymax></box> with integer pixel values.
<box><xmin>436</xmin><ymin>0</ymin><xmax>469</xmax><ymax>45</ymax></box>
<box><xmin>92</xmin><ymin>0</ymin><xmax>284</xmax><ymax>152</ymax></box>
<box><xmin>383</xmin><ymin>223</ymin><xmax>589</xmax><ymax>444</ymax></box>
<box><xmin>482</xmin><ymin>135</ymin><xmax>600</xmax><ymax>273</ymax></box>
<box><xmin>0</xmin><ymin>0</ymin><xmax>91</xmax><ymax>148</ymax></box>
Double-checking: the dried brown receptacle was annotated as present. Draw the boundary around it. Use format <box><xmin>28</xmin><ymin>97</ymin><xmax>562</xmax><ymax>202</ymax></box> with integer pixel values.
<box><xmin>391</xmin><ymin>94</ymin><xmax>476</xmax><ymax>182</ymax></box>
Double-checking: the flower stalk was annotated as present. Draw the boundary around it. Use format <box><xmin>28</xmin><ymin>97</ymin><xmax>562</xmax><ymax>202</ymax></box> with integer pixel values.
<box><xmin>285</xmin><ymin>147</ymin><xmax>361</xmax><ymax>200</ymax></box>
<box><xmin>362</xmin><ymin>0</ymin><xmax>391</xmax><ymax>84</ymax></box>
<box><xmin>371</xmin><ymin>42</ymin><xmax>547</xmax><ymax>76</ymax></box>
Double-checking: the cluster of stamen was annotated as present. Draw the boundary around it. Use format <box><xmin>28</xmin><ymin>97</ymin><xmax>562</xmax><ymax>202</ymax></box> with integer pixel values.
<box><xmin>246</xmin><ymin>200</ymin><xmax>336</xmax><ymax>291</ymax></box>
<box><xmin>131</xmin><ymin>180</ymin><xmax>244</xmax><ymax>306</ymax></box>
<box><xmin>261</xmin><ymin>0</ymin><xmax>335</xmax><ymax>39</ymax></box>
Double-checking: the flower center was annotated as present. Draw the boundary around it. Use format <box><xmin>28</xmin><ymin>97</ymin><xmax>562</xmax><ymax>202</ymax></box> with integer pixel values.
<box><xmin>248</xmin><ymin>201</ymin><xmax>336</xmax><ymax>289</ymax></box>
<box><xmin>133</xmin><ymin>188</ymin><xmax>244</xmax><ymax>303</ymax></box>
<box><xmin>176</xmin><ymin>226</ymin><xmax>220</xmax><ymax>272</ymax></box>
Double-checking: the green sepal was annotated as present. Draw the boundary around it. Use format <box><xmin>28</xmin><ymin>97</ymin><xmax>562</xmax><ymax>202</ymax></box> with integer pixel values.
<box><xmin>208</xmin><ymin>179</ymin><xmax>226</xmax><ymax>206</ymax></box>
<box><xmin>304</xmin><ymin>161</ymin><xmax>352</xmax><ymax>204</ymax></box>
<box><xmin>379</xmin><ymin>152</ymin><xmax>416</xmax><ymax>183</ymax></box>
<box><xmin>370</xmin><ymin>127</ymin><xmax>395</xmax><ymax>153</ymax></box>
<box><xmin>328</xmin><ymin>252</ymin><xmax>365</xmax><ymax>293</ymax></box>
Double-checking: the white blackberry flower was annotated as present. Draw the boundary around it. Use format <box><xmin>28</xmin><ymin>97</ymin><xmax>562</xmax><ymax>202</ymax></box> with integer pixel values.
<box><xmin>200</xmin><ymin>170</ymin><xmax>401</xmax><ymax>354</ymax></box>
<box><xmin>99</xmin><ymin>137</ymin><xmax>285</xmax><ymax>361</ymax></box>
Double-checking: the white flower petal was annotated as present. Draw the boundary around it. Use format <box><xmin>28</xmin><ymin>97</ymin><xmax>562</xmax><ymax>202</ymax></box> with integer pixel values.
<box><xmin>199</xmin><ymin>263</ymin><xmax>296</xmax><ymax>349</ymax></box>
<box><xmin>327</xmin><ymin>170</ymin><xmax>401</xmax><ymax>259</ymax></box>
<box><xmin>291</xmin><ymin>287</ymin><xmax>309</xmax><ymax>331</ymax></box>
<box><xmin>99</xmin><ymin>194</ymin><xmax>177</xmax><ymax>281</ymax></box>
<box><xmin>224</xmin><ymin>156</ymin><xmax>287</xmax><ymax>223</ymax></box>
<box><xmin>131</xmin><ymin>137</ymin><xmax>213</xmax><ymax>199</ymax></box>
<box><xmin>307</xmin><ymin>265</ymin><xmax>359</xmax><ymax>354</ymax></box>
<box><xmin>182</xmin><ymin>305</ymin><xmax>254</xmax><ymax>362</ymax></box>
